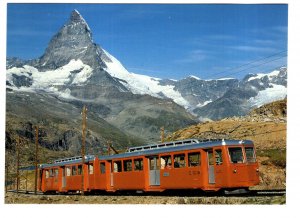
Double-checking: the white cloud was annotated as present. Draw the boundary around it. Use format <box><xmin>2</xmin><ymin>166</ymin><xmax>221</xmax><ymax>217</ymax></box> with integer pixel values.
<box><xmin>230</xmin><ymin>45</ymin><xmax>278</xmax><ymax>53</ymax></box>
<box><xmin>175</xmin><ymin>49</ymin><xmax>208</xmax><ymax>63</ymax></box>
<box><xmin>271</xmin><ymin>25</ymin><xmax>288</xmax><ymax>33</ymax></box>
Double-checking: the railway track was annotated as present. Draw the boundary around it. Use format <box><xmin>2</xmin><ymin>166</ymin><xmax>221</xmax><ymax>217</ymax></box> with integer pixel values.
<box><xmin>7</xmin><ymin>189</ymin><xmax>286</xmax><ymax>197</ymax></box>
<box><xmin>251</xmin><ymin>189</ymin><xmax>286</xmax><ymax>196</ymax></box>
<box><xmin>5</xmin><ymin>189</ymin><xmax>286</xmax><ymax>204</ymax></box>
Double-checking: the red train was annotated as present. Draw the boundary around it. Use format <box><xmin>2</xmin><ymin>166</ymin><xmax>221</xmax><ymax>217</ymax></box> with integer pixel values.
<box><xmin>38</xmin><ymin>139</ymin><xmax>259</xmax><ymax>194</ymax></box>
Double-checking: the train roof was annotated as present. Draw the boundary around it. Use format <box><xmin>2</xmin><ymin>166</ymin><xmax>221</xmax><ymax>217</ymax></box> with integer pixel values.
<box><xmin>99</xmin><ymin>139</ymin><xmax>254</xmax><ymax>161</ymax></box>
<box><xmin>40</xmin><ymin>155</ymin><xmax>96</xmax><ymax>169</ymax></box>
<box><xmin>39</xmin><ymin>139</ymin><xmax>254</xmax><ymax>168</ymax></box>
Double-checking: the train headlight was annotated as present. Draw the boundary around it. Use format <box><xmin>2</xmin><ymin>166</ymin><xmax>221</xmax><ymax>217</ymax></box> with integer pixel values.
<box><xmin>256</xmin><ymin>168</ymin><xmax>259</xmax><ymax>172</ymax></box>
<box><xmin>233</xmin><ymin>169</ymin><xmax>237</xmax><ymax>173</ymax></box>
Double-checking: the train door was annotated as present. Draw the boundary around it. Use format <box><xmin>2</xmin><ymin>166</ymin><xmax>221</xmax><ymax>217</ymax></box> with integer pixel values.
<box><xmin>148</xmin><ymin>156</ymin><xmax>160</xmax><ymax>186</ymax></box>
<box><xmin>104</xmin><ymin>161</ymin><xmax>114</xmax><ymax>191</ymax></box>
<box><xmin>110</xmin><ymin>161</ymin><xmax>114</xmax><ymax>187</ymax></box>
<box><xmin>214</xmin><ymin>148</ymin><xmax>225</xmax><ymax>186</ymax></box>
<box><xmin>98</xmin><ymin>162</ymin><xmax>107</xmax><ymax>190</ymax></box>
<box><xmin>207</xmin><ymin>150</ymin><xmax>215</xmax><ymax>184</ymax></box>
<box><xmin>53</xmin><ymin>168</ymin><xmax>59</xmax><ymax>190</ymax></box>
<box><xmin>39</xmin><ymin>169</ymin><xmax>44</xmax><ymax>191</ymax></box>
<box><xmin>62</xmin><ymin>167</ymin><xmax>66</xmax><ymax>189</ymax></box>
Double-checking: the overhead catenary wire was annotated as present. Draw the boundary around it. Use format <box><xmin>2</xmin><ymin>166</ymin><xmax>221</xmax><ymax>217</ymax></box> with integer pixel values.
<box><xmin>178</xmin><ymin>54</ymin><xmax>287</xmax><ymax>82</ymax></box>
<box><xmin>214</xmin><ymin>55</ymin><xmax>287</xmax><ymax>80</ymax></box>
<box><xmin>128</xmin><ymin>50</ymin><xmax>283</xmax><ymax>82</ymax></box>
<box><xmin>208</xmin><ymin>50</ymin><xmax>287</xmax><ymax>79</ymax></box>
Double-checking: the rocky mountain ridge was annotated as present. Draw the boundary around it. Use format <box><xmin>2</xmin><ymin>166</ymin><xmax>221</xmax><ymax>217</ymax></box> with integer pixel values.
<box><xmin>192</xmin><ymin>67</ymin><xmax>287</xmax><ymax>120</ymax></box>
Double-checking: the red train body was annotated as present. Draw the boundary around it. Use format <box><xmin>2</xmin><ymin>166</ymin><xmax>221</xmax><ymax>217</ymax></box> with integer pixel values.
<box><xmin>39</xmin><ymin>139</ymin><xmax>259</xmax><ymax>194</ymax></box>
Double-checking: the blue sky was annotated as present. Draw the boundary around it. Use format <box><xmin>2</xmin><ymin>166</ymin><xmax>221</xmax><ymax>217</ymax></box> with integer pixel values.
<box><xmin>7</xmin><ymin>4</ymin><xmax>288</xmax><ymax>80</ymax></box>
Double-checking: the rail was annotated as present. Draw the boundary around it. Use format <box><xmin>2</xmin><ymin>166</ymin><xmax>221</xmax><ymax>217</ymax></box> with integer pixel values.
<box><xmin>6</xmin><ymin>189</ymin><xmax>286</xmax><ymax>197</ymax></box>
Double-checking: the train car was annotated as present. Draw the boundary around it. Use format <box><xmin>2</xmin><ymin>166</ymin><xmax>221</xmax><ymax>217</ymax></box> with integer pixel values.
<box><xmin>39</xmin><ymin>155</ymin><xmax>97</xmax><ymax>193</ymax></box>
<box><xmin>38</xmin><ymin>138</ymin><xmax>259</xmax><ymax>194</ymax></box>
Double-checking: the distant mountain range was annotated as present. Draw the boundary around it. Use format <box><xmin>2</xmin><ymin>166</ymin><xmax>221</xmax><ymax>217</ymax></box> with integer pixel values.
<box><xmin>6</xmin><ymin>10</ymin><xmax>287</xmax><ymax>152</ymax></box>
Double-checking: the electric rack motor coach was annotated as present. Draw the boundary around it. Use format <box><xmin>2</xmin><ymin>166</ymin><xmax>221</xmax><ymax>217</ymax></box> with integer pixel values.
<box><xmin>39</xmin><ymin>139</ymin><xmax>259</xmax><ymax>194</ymax></box>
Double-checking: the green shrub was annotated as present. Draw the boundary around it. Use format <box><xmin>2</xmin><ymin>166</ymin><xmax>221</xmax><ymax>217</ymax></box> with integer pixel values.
<box><xmin>257</xmin><ymin>148</ymin><xmax>286</xmax><ymax>168</ymax></box>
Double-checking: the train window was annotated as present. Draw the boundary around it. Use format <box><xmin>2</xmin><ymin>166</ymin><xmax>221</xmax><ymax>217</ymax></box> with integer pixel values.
<box><xmin>45</xmin><ymin>170</ymin><xmax>49</xmax><ymax>178</ymax></box>
<box><xmin>49</xmin><ymin>169</ymin><xmax>54</xmax><ymax>177</ymax></box>
<box><xmin>134</xmin><ymin>159</ymin><xmax>143</xmax><ymax>171</ymax></box>
<box><xmin>114</xmin><ymin>161</ymin><xmax>122</xmax><ymax>172</ymax></box>
<box><xmin>100</xmin><ymin>163</ymin><xmax>106</xmax><ymax>174</ymax></box>
<box><xmin>215</xmin><ymin>150</ymin><xmax>223</xmax><ymax>165</ymax></box>
<box><xmin>245</xmin><ymin>147</ymin><xmax>256</xmax><ymax>163</ymax></box>
<box><xmin>160</xmin><ymin>155</ymin><xmax>172</xmax><ymax>169</ymax></box>
<box><xmin>208</xmin><ymin>152</ymin><xmax>214</xmax><ymax>166</ymax></box>
<box><xmin>78</xmin><ymin>165</ymin><xmax>82</xmax><ymax>175</ymax></box>
<box><xmin>89</xmin><ymin>163</ymin><xmax>94</xmax><ymax>174</ymax></box>
<box><xmin>123</xmin><ymin>160</ymin><xmax>132</xmax><ymax>172</ymax></box>
<box><xmin>174</xmin><ymin>154</ymin><xmax>186</xmax><ymax>168</ymax></box>
<box><xmin>150</xmin><ymin>157</ymin><xmax>160</xmax><ymax>170</ymax></box>
<box><xmin>54</xmin><ymin>168</ymin><xmax>59</xmax><ymax>177</ymax></box>
<box><xmin>188</xmin><ymin>152</ymin><xmax>201</xmax><ymax>167</ymax></box>
<box><xmin>228</xmin><ymin>147</ymin><xmax>244</xmax><ymax>163</ymax></box>
<box><xmin>66</xmin><ymin>167</ymin><xmax>71</xmax><ymax>176</ymax></box>
<box><xmin>72</xmin><ymin>166</ymin><xmax>77</xmax><ymax>176</ymax></box>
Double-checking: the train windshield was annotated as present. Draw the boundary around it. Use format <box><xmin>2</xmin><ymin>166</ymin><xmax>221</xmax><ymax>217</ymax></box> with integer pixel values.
<box><xmin>228</xmin><ymin>147</ymin><xmax>244</xmax><ymax>163</ymax></box>
<box><xmin>245</xmin><ymin>147</ymin><xmax>256</xmax><ymax>163</ymax></box>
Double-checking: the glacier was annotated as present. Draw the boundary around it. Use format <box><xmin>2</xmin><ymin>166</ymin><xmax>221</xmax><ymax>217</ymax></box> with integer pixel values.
<box><xmin>248</xmin><ymin>84</ymin><xmax>287</xmax><ymax>108</ymax></box>
<box><xmin>6</xmin><ymin>59</ymin><xmax>93</xmax><ymax>99</ymax></box>
<box><xmin>103</xmin><ymin>49</ymin><xmax>192</xmax><ymax>109</ymax></box>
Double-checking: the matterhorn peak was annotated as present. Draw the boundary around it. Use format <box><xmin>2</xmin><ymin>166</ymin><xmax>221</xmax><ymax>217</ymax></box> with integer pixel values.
<box><xmin>38</xmin><ymin>9</ymin><xmax>100</xmax><ymax>70</ymax></box>
<box><xmin>69</xmin><ymin>9</ymin><xmax>89</xmax><ymax>27</ymax></box>
<box><xmin>34</xmin><ymin>9</ymin><xmax>125</xmax><ymax>90</ymax></box>
<box><xmin>67</xmin><ymin>9</ymin><xmax>91</xmax><ymax>32</ymax></box>
<box><xmin>70</xmin><ymin>9</ymin><xmax>83</xmax><ymax>21</ymax></box>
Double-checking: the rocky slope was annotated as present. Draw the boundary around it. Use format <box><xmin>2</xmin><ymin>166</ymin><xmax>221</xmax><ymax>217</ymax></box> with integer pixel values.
<box><xmin>5</xmin><ymin>91</ymin><xmax>146</xmax><ymax>156</ymax></box>
<box><xmin>249</xmin><ymin>97</ymin><xmax>287</xmax><ymax>118</ymax></box>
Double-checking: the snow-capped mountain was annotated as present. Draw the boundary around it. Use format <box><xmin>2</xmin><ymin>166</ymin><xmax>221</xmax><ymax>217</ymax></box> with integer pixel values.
<box><xmin>98</xmin><ymin>48</ymin><xmax>243</xmax><ymax>112</ymax></box>
<box><xmin>102</xmin><ymin>48</ymin><xmax>287</xmax><ymax>117</ymax></box>
<box><xmin>6</xmin><ymin>9</ymin><xmax>196</xmax><ymax>144</ymax></box>
<box><xmin>6</xmin><ymin>9</ymin><xmax>287</xmax><ymax>123</ymax></box>
<box><xmin>7</xmin><ymin>9</ymin><xmax>130</xmax><ymax>100</ymax></box>
<box><xmin>97</xmin><ymin>46</ymin><xmax>287</xmax><ymax>114</ymax></box>
<box><xmin>193</xmin><ymin>67</ymin><xmax>287</xmax><ymax>120</ymax></box>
